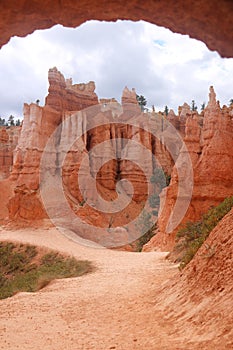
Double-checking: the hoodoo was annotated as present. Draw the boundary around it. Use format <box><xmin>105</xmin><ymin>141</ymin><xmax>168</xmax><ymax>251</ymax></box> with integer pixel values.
<box><xmin>1</xmin><ymin>69</ymin><xmax>233</xmax><ymax>250</ymax></box>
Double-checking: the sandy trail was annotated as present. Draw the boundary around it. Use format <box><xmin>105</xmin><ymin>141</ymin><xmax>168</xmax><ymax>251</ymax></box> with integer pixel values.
<box><xmin>0</xmin><ymin>227</ymin><xmax>193</xmax><ymax>350</ymax></box>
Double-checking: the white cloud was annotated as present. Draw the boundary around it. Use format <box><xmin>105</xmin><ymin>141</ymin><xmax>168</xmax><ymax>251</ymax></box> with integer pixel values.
<box><xmin>0</xmin><ymin>20</ymin><xmax>232</xmax><ymax>118</ymax></box>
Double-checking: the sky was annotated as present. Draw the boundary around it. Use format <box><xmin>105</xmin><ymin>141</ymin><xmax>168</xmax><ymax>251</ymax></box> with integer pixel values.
<box><xmin>0</xmin><ymin>20</ymin><xmax>233</xmax><ymax>119</ymax></box>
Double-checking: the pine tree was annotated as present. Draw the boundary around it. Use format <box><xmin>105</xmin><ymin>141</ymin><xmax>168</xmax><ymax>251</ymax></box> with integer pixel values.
<box><xmin>191</xmin><ymin>100</ymin><xmax>198</xmax><ymax>111</ymax></box>
<box><xmin>164</xmin><ymin>105</ymin><xmax>169</xmax><ymax>116</ymax></box>
<box><xmin>8</xmin><ymin>115</ymin><xmax>15</xmax><ymax>126</ymax></box>
<box><xmin>136</xmin><ymin>94</ymin><xmax>147</xmax><ymax>112</ymax></box>
<box><xmin>201</xmin><ymin>102</ymin><xmax>206</xmax><ymax>111</ymax></box>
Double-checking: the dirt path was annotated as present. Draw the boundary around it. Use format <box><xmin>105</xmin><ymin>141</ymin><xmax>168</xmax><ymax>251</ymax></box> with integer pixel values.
<box><xmin>0</xmin><ymin>227</ymin><xmax>190</xmax><ymax>350</ymax></box>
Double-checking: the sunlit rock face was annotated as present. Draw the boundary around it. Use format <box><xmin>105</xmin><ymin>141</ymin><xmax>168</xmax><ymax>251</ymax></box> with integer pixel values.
<box><xmin>4</xmin><ymin>69</ymin><xmax>233</xmax><ymax>251</ymax></box>
<box><xmin>45</xmin><ymin>67</ymin><xmax>98</xmax><ymax>112</ymax></box>
<box><xmin>0</xmin><ymin>0</ymin><xmax>232</xmax><ymax>58</ymax></box>
<box><xmin>7</xmin><ymin>68</ymin><xmax>175</xmax><ymax>226</ymax></box>
<box><xmin>145</xmin><ymin>86</ymin><xmax>233</xmax><ymax>251</ymax></box>
<box><xmin>10</xmin><ymin>103</ymin><xmax>61</xmax><ymax>191</ymax></box>
<box><xmin>0</xmin><ymin>127</ymin><xmax>20</xmax><ymax>180</ymax></box>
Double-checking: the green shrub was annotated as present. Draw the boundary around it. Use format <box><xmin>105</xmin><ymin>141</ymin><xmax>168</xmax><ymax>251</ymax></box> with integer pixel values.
<box><xmin>0</xmin><ymin>242</ymin><xmax>93</xmax><ymax>300</ymax></box>
<box><xmin>174</xmin><ymin>196</ymin><xmax>233</xmax><ymax>269</ymax></box>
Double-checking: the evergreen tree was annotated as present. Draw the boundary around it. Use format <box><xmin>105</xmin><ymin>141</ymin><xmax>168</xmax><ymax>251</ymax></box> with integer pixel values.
<box><xmin>191</xmin><ymin>100</ymin><xmax>198</xmax><ymax>111</ymax></box>
<box><xmin>164</xmin><ymin>105</ymin><xmax>169</xmax><ymax>116</ymax></box>
<box><xmin>8</xmin><ymin>115</ymin><xmax>15</xmax><ymax>126</ymax></box>
<box><xmin>0</xmin><ymin>117</ymin><xmax>6</xmax><ymax>126</ymax></box>
<box><xmin>201</xmin><ymin>102</ymin><xmax>206</xmax><ymax>111</ymax></box>
<box><xmin>136</xmin><ymin>94</ymin><xmax>147</xmax><ymax>112</ymax></box>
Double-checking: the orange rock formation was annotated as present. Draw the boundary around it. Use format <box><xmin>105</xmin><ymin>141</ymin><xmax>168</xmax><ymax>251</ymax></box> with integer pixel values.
<box><xmin>0</xmin><ymin>1</ymin><xmax>232</xmax><ymax>58</ymax></box>
<box><xmin>45</xmin><ymin>67</ymin><xmax>98</xmax><ymax>112</ymax></box>
<box><xmin>2</xmin><ymin>70</ymin><xmax>233</xmax><ymax>250</ymax></box>
<box><xmin>144</xmin><ymin>86</ymin><xmax>233</xmax><ymax>250</ymax></box>
<box><xmin>0</xmin><ymin>126</ymin><xmax>20</xmax><ymax>180</ymax></box>
<box><xmin>6</xmin><ymin>68</ymin><xmax>175</xmax><ymax>240</ymax></box>
<box><xmin>150</xmin><ymin>207</ymin><xmax>233</xmax><ymax>347</ymax></box>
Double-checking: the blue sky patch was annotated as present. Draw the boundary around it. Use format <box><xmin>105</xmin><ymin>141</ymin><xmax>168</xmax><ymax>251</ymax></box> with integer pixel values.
<box><xmin>154</xmin><ymin>39</ymin><xmax>166</xmax><ymax>47</ymax></box>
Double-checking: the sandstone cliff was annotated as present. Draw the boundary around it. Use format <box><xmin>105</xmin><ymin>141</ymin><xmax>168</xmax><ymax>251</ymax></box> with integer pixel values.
<box><xmin>144</xmin><ymin>86</ymin><xmax>233</xmax><ymax>251</ymax></box>
<box><xmin>8</xmin><ymin>69</ymin><xmax>100</xmax><ymax>221</ymax></box>
<box><xmin>154</xmin><ymin>207</ymin><xmax>233</xmax><ymax>348</ymax></box>
<box><xmin>3</xmin><ymin>69</ymin><xmax>233</xmax><ymax>250</ymax></box>
<box><xmin>0</xmin><ymin>126</ymin><xmax>20</xmax><ymax>180</ymax></box>
<box><xmin>45</xmin><ymin>67</ymin><xmax>98</xmax><ymax>112</ymax></box>
<box><xmin>5</xmin><ymin>68</ymin><xmax>176</xmax><ymax>247</ymax></box>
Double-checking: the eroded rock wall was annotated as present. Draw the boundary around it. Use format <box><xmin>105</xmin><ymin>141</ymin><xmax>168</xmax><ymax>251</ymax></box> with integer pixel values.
<box><xmin>145</xmin><ymin>87</ymin><xmax>233</xmax><ymax>250</ymax></box>
<box><xmin>0</xmin><ymin>0</ymin><xmax>232</xmax><ymax>58</ymax></box>
<box><xmin>8</xmin><ymin>68</ymin><xmax>100</xmax><ymax>220</ymax></box>
<box><xmin>6</xmin><ymin>68</ymin><xmax>175</xmax><ymax>223</ymax></box>
<box><xmin>0</xmin><ymin>126</ymin><xmax>21</xmax><ymax>180</ymax></box>
<box><xmin>45</xmin><ymin>67</ymin><xmax>98</xmax><ymax>112</ymax></box>
<box><xmin>153</xmin><ymin>207</ymin><xmax>233</xmax><ymax>347</ymax></box>
<box><xmin>5</xmin><ymin>68</ymin><xmax>233</xmax><ymax>252</ymax></box>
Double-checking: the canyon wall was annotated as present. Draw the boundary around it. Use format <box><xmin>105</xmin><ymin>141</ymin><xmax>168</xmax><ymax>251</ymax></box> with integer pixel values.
<box><xmin>5</xmin><ymin>68</ymin><xmax>177</xmax><ymax>243</ymax></box>
<box><xmin>154</xmin><ymin>207</ymin><xmax>233</xmax><ymax>347</ymax></box>
<box><xmin>2</xmin><ymin>69</ymin><xmax>233</xmax><ymax>249</ymax></box>
<box><xmin>0</xmin><ymin>126</ymin><xmax>21</xmax><ymax>180</ymax></box>
<box><xmin>7</xmin><ymin>68</ymin><xmax>100</xmax><ymax>221</ymax></box>
<box><xmin>7</xmin><ymin>68</ymin><xmax>175</xmax><ymax>230</ymax></box>
<box><xmin>144</xmin><ymin>87</ymin><xmax>233</xmax><ymax>250</ymax></box>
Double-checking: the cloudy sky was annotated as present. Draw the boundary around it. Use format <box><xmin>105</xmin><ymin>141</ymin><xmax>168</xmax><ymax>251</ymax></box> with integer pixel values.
<box><xmin>0</xmin><ymin>20</ymin><xmax>232</xmax><ymax>119</ymax></box>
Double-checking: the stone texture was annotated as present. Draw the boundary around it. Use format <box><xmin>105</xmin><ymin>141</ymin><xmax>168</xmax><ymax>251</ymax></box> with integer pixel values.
<box><xmin>178</xmin><ymin>102</ymin><xmax>191</xmax><ymax>136</ymax></box>
<box><xmin>45</xmin><ymin>67</ymin><xmax>98</xmax><ymax>112</ymax></box>
<box><xmin>8</xmin><ymin>68</ymin><xmax>103</xmax><ymax>220</ymax></box>
<box><xmin>145</xmin><ymin>86</ymin><xmax>233</xmax><ymax>250</ymax></box>
<box><xmin>167</xmin><ymin>109</ymin><xmax>179</xmax><ymax>130</ymax></box>
<box><xmin>11</xmin><ymin>103</ymin><xmax>61</xmax><ymax>190</ymax></box>
<box><xmin>3</xmin><ymin>68</ymin><xmax>233</xmax><ymax>254</ymax></box>
<box><xmin>0</xmin><ymin>1</ymin><xmax>232</xmax><ymax>57</ymax></box>
<box><xmin>153</xmin><ymin>207</ymin><xmax>233</xmax><ymax>347</ymax></box>
<box><xmin>180</xmin><ymin>207</ymin><xmax>233</xmax><ymax>299</ymax></box>
<box><xmin>120</xmin><ymin>125</ymin><xmax>153</xmax><ymax>202</ymax></box>
<box><xmin>7</xmin><ymin>184</ymin><xmax>47</xmax><ymax>220</ymax></box>
<box><xmin>99</xmin><ymin>98</ymin><xmax>118</xmax><ymax>104</ymax></box>
<box><xmin>121</xmin><ymin>87</ymin><xmax>138</xmax><ymax>106</ymax></box>
<box><xmin>5</xmin><ymin>69</ymin><xmax>178</xmax><ymax>229</ymax></box>
<box><xmin>0</xmin><ymin>126</ymin><xmax>20</xmax><ymax>180</ymax></box>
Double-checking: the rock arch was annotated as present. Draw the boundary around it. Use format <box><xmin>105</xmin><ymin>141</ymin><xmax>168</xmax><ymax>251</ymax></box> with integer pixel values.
<box><xmin>0</xmin><ymin>0</ymin><xmax>233</xmax><ymax>57</ymax></box>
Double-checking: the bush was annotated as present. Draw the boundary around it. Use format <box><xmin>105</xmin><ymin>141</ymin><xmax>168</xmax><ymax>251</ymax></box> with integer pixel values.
<box><xmin>0</xmin><ymin>242</ymin><xmax>93</xmax><ymax>299</ymax></box>
<box><xmin>174</xmin><ymin>196</ymin><xmax>233</xmax><ymax>269</ymax></box>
